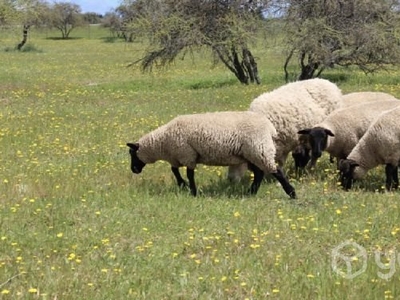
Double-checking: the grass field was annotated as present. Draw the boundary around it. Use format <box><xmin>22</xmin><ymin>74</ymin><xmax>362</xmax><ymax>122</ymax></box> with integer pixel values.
<box><xmin>1</xmin><ymin>25</ymin><xmax>400</xmax><ymax>299</ymax></box>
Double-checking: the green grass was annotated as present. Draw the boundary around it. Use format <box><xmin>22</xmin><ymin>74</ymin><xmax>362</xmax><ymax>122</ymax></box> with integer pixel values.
<box><xmin>1</xmin><ymin>25</ymin><xmax>400</xmax><ymax>299</ymax></box>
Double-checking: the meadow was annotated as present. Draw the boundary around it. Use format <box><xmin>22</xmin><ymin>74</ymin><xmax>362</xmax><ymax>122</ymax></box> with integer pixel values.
<box><xmin>1</xmin><ymin>25</ymin><xmax>400</xmax><ymax>299</ymax></box>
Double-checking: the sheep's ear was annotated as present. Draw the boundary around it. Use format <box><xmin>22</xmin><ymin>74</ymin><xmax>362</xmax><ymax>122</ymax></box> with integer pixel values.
<box><xmin>338</xmin><ymin>158</ymin><xmax>348</xmax><ymax>167</ymax></box>
<box><xmin>324</xmin><ymin>129</ymin><xmax>335</xmax><ymax>137</ymax></box>
<box><xmin>127</xmin><ymin>142</ymin><xmax>139</xmax><ymax>151</ymax></box>
<box><xmin>298</xmin><ymin>129</ymin><xmax>311</xmax><ymax>135</ymax></box>
<box><xmin>339</xmin><ymin>159</ymin><xmax>359</xmax><ymax>168</ymax></box>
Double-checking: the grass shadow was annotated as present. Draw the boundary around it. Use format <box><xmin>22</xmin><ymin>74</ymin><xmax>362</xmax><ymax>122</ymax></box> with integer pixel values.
<box><xmin>3</xmin><ymin>44</ymin><xmax>43</xmax><ymax>53</ymax></box>
<box><xmin>322</xmin><ymin>73</ymin><xmax>350</xmax><ymax>83</ymax></box>
<box><xmin>100</xmin><ymin>36</ymin><xmax>122</xmax><ymax>43</ymax></box>
<box><xmin>187</xmin><ymin>78</ymin><xmax>238</xmax><ymax>90</ymax></box>
<box><xmin>46</xmin><ymin>37</ymin><xmax>83</xmax><ymax>41</ymax></box>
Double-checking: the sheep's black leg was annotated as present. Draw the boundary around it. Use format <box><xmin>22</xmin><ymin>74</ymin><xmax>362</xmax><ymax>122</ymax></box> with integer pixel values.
<box><xmin>385</xmin><ymin>164</ymin><xmax>398</xmax><ymax>191</ymax></box>
<box><xmin>186</xmin><ymin>168</ymin><xmax>197</xmax><ymax>196</ymax></box>
<box><xmin>308</xmin><ymin>157</ymin><xmax>318</xmax><ymax>169</ymax></box>
<box><xmin>272</xmin><ymin>167</ymin><xmax>296</xmax><ymax>199</ymax></box>
<box><xmin>393</xmin><ymin>166</ymin><xmax>399</xmax><ymax>189</ymax></box>
<box><xmin>248</xmin><ymin>163</ymin><xmax>264</xmax><ymax>195</ymax></box>
<box><xmin>171</xmin><ymin>167</ymin><xmax>187</xmax><ymax>188</ymax></box>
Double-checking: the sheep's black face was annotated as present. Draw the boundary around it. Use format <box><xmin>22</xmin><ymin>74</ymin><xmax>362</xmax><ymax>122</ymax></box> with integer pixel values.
<box><xmin>338</xmin><ymin>159</ymin><xmax>359</xmax><ymax>190</ymax></box>
<box><xmin>127</xmin><ymin>143</ymin><xmax>146</xmax><ymax>174</ymax></box>
<box><xmin>291</xmin><ymin>144</ymin><xmax>311</xmax><ymax>169</ymax></box>
<box><xmin>298</xmin><ymin>127</ymin><xmax>334</xmax><ymax>160</ymax></box>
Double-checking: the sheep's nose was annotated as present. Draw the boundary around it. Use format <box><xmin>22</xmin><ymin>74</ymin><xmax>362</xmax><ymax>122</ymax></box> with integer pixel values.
<box><xmin>312</xmin><ymin>151</ymin><xmax>322</xmax><ymax>158</ymax></box>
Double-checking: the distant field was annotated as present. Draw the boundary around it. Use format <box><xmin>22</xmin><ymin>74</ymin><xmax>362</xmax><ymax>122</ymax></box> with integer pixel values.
<box><xmin>1</xmin><ymin>25</ymin><xmax>400</xmax><ymax>299</ymax></box>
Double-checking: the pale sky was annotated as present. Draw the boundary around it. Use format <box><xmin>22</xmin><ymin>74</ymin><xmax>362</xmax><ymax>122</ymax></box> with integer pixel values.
<box><xmin>69</xmin><ymin>0</ymin><xmax>122</xmax><ymax>15</ymax></box>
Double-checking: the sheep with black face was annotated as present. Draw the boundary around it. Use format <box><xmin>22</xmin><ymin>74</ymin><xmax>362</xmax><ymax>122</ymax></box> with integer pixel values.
<box><xmin>296</xmin><ymin>91</ymin><xmax>399</xmax><ymax>169</ymax></box>
<box><xmin>339</xmin><ymin>106</ymin><xmax>400</xmax><ymax>191</ymax></box>
<box><xmin>298</xmin><ymin>99</ymin><xmax>400</xmax><ymax>169</ymax></box>
<box><xmin>228</xmin><ymin>78</ymin><xmax>344</xmax><ymax>181</ymax></box>
<box><xmin>127</xmin><ymin>111</ymin><xmax>296</xmax><ymax>198</ymax></box>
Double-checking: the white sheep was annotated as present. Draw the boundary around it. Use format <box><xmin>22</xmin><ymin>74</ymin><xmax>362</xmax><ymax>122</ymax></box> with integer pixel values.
<box><xmin>298</xmin><ymin>99</ymin><xmax>400</xmax><ymax>168</ymax></box>
<box><xmin>127</xmin><ymin>111</ymin><xmax>296</xmax><ymax>198</ymax></box>
<box><xmin>295</xmin><ymin>91</ymin><xmax>398</xmax><ymax>166</ymax></box>
<box><xmin>339</xmin><ymin>106</ymin><xmax>400</xmax><ymax>191</ymax></box>
<box><xmin>228</xmin><ymin>78</ymin><xmax>343</xmax><ymax>181</ymax></box>
<box><xmin>342</xmin><ymin>91</ymin><xmax>397</xmax><ymax>107</ymax></box>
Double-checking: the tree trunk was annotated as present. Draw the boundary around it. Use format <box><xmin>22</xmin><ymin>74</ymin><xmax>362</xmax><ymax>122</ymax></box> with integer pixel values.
<box><xmin>17</xmin><ymin>25</ymin><xmax>30</xmax><ymax>51</ymax></box>
<box><xmin>298</xmin><ymin>52</ymin><xmax>319</xmax><ymax>80</ymax></box>
<box><xmin>231</xmin><ymin>47</ymin><xmax>249</xmax><ymax>84</ymax></box>
<box><xmin>298</xmin><ymin>64</ymin><xmax>318</xmax><ymax>80</ymax></box>
<box><xmin>284</xmin><ymin>49</ymin><xmax>295</xmax><ymax>83</ymax></box>
<box><xmin>242</xmin><ymin>48</ymin><xmax>260</xmax><ymax>84</ymax></box>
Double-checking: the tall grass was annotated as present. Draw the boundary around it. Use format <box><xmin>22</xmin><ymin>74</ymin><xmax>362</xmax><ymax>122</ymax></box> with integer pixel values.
<box><xmin>1</xmin><ymin>26</ymin><xmax>400</xmax><ymax>299</ymax></box>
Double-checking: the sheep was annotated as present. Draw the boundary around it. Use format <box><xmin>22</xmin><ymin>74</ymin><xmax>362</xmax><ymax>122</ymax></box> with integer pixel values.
<box><xmin>342</xmin><ymin>91</ymin><xmax>397</xmax><ymax>107</ymax></box>
<box><xmin>127</xmin><ymin>111</ymin><xmax>296</xmax><ymax>199</ymax></box>
<box><xmin>294</xmin><ymin>91</ymin><xmax>399</xmax><ymax>167</ymax></box>
<box><xmin>227</xmin><ymin>78</ymin><xmax>343</xmax><ymax>181</ymax></box>
<box><xmin>297</xmin><ymin>99</ymin><xmax>400</xmax><ymax>169</ymax></box>
<box><xmin>338</xmin><ymin>106</ymin><xmax>400</xmax><ymax>191</ymax></box>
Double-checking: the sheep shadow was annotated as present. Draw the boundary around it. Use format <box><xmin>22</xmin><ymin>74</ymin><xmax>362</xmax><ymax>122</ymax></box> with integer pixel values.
<box><xmin>346</xmin><ymin>172</ymin><xmax>397</xmax><ymax>193</ymax></box>
<box><xmin>197</xmin><ymin>177</ymin><xmax>254</xmax><ymax>198</ymax></box>
<box><xmin>129</xmin><ymin>173</ymin><xmax>262</xmax><ymax>199</ymax></box>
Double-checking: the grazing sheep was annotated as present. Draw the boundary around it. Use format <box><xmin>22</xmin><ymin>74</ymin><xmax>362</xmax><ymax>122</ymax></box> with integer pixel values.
<box><xmin>228</xmin><ymin>78</ymin><xmax>343</xmax><ymax>180</ymax></box>
<box><xmin>294</xmin><ymin>91</ymin><xmax>399</xmax><ymax>168</ymax></box>
<box><xmin>339</xmin><ymin>106</ymin><xmax>400</xmax><ymax>191</ymax></box>
<box><xmin>127</xmin><ymin>111</ymin><xmax>296</xmax><ymax>198</ymax></box>
<box><xmin>298</xmin><ymin>99</ymin><xmax>400</xmax><ymax>168</ymax></box>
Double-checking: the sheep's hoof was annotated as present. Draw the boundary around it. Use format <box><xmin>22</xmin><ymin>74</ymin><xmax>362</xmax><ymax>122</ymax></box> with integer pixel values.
<box><xmin>289</xmin><ymin>190</ymin><xmax>296</xmax><ymax>199</ymax></box>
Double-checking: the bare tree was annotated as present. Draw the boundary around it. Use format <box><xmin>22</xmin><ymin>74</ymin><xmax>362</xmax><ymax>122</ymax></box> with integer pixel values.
<box><xmin>124</xmin><ymin>0</ymin><xmax>270</xmax><ymax>84</ymax></box>
<box><xmin>101</xmin><ymin>11</ymin><xmax>124</xmax><ymax>38</ymax></box>
<box><xmin>82</xmin><ymin>12</ymin><xmax>102</xmax><ymax>25</ymax></box>
<box><xmin>283</xmin><ymin>0</ymin><xmax>400</xmax><ymax>81</ymax></box>
<box><xmin>48</xmin><ymin>2</ymin><xmax>83</xmax><ymax>39</ymax></box>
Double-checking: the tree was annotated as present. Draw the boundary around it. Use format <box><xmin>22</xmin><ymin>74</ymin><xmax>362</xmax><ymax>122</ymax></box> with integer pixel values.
<box><xmin>0</xmin><ymin>0</ymin><xmax>50</xmax><ymax>50</ymax></box>
<box><xmin>17</xmin><ymin>0</ymin><xmax>50</xmax><ymax>50</ymax></box>
<box><xmin>283</xmin><ymin>0</ymin><xmax>400</xmax><ymax>81</ymax></box>
<box><xmin>124</xmin><ymin>0</ymin><xmax>270</xmax><ymax>84</ymax></box>
<box><xmin>101</xmin><ymin>11</ymin><xmax>124</xmax><ymax>38</ymax></box>
<box><xmin>113</xmin><ymin>3</ymin><xmax>140</xmax><ymax>42</ymax></box>
<box><xmin>0</xmin><ymin>1</ymin><xmax>17</xmax><ymax>26</ymax></box>
<box><xmin>83</xmin><ymin>12</ymin><xmax>103</xmax><ymax>24</ymax></box>
<box><xmin>49</xmin><ymin>2</ymin><xmax>83</xmax><ymax>39</ymax></box>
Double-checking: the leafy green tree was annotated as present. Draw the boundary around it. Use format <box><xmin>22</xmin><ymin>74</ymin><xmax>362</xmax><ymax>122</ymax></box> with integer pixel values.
<box><xmin>0</xmin><ymin>0</ymin><xmax>17</xmax><ymax>26</ymax></box>
<box><xmin>283</xmin><ymin>0</ymin><xmax>400</xmax><ymax>81</ymax></box>
<box><xmin>0</xmin><ymin>0</ymin><xmax>50</xmax><ymax>50</ymax></box>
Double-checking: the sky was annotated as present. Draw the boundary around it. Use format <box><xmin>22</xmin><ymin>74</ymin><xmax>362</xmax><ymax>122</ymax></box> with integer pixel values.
<box><xmin>69</xmin><ymin>0</ymin><xmax>122</xmax><ymax>15</ymax></box>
